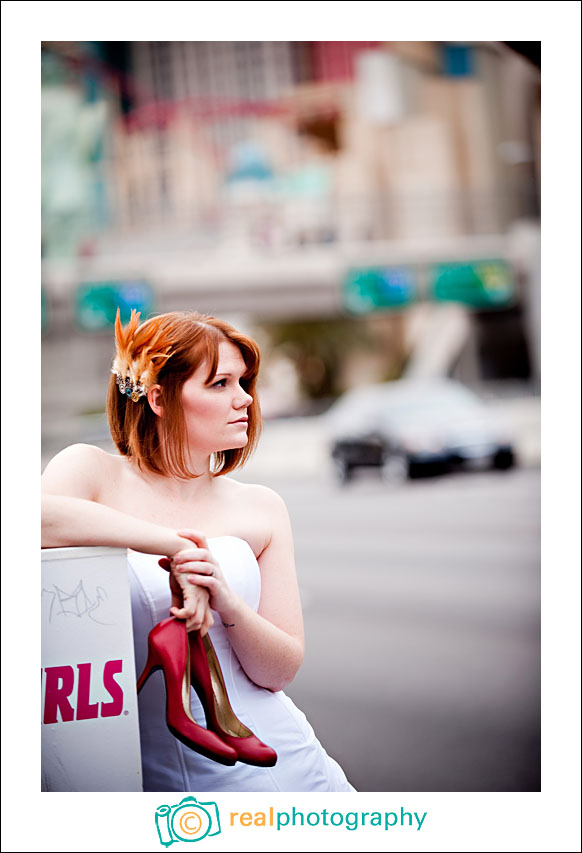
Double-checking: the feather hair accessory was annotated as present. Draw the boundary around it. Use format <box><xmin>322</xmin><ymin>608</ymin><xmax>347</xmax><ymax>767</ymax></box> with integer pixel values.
<box><xmin>111</xmin><ymin>308</ymin><xmax>174</xmax><ymax>402</ymax></box>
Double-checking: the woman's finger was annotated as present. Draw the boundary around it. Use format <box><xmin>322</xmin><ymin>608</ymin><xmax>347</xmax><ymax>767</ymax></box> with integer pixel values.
<box><xmin>185</xmin><ymin>611</ymin><xmax>204</xmax><ymax>632</ymax></box>
<box><xmin>186</xmin><ymin>595</ymin><xmax>208</xmax><ymax>630</ymax></box>
<box><xmin>172</xmin><ymin>567</ymin><xmax>212</xmax><ymax>589</ymax></box>
<box><xmin>170</xmin><ymin>598</ymin><xmax>205</xmax><ymax>625</ymax></box>
<box><xmin>169</xmin><ymin>604</ymin><xmax>188</xmax><ymax>619</ymax></box>
<box><xmin>177</xmin><ymin>529</ymin><xmax>209</xmax><ymax>549</ymax></box>
<box><xmin>173</xmin><ymin>560</ymin><xmax>217</xmax><ymax>576</ymax></box>
<box><xmin>185</xmin><ymin>574</ymin><xmax>216</xmax><ymax>589</ymax></box>
<box><xmin>199</xmin><ymin>609</ymin><xmax>214</xmax><ymax>637</ymax></box>
<box><xmin>173</xmin><ymin>548</ymin><xmax>211</xmax><ymax>564</ymax></box>
<box><xmin>170</xmin><ymin>575</ymin><xmax>208</xmax><ymax>604</ymax></box>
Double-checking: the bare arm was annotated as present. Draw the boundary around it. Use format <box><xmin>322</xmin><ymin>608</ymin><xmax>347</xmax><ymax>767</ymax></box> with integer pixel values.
<box><xmin>41</xmin><ymin>444</ymin><xmax>212</xmax><ymax>632</ymax></box>
<box><xmin>42</xmin><ymin>493</ymin><xmax>191</xmax><ymax>555</ymax></box>
<box><xmin>172</xmin><ymin>486</ymin><xmax>305</xmax><ymax>691</ymax></box>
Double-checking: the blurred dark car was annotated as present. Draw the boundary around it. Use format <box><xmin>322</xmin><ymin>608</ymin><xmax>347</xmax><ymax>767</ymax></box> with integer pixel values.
<box><xmin>326</xmin><ymin>378</ymin><xmax>515</xmax><ymax>483</ymax></box>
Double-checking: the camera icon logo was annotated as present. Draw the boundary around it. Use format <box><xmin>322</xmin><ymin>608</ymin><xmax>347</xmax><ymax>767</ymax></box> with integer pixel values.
<box><xmin>155</xmin><ymin>796</ymin><xmax>222</xmax><ymax>846</ymax></box>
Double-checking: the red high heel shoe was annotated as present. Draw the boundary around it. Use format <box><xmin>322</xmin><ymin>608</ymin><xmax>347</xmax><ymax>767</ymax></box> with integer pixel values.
<box><xmin>137</xmin><ymin>617</ymin><xmax>238</xmax><ymax>766</ymax></box>
<box><xmin>188</xmin><ymin>630</ymin><xmax>278</xmax><ymax>767</ymax></box>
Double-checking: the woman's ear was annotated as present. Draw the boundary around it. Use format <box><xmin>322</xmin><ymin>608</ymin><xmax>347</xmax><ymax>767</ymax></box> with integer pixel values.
<box><xmin>147</xmin><ymin>385</ymin><xmax>164</xmax><ymax>417</ymax></box>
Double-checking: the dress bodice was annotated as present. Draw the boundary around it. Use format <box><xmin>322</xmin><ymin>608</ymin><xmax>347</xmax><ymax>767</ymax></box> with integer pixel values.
<box><xmin>126</xmin><ymin>536</ymin><xmax>355</xmax><ymax>792</ymax></box>
<box><xmin>128</xmin><ymin>536</ymin><xmax>261</xmax><ymax>658</ymax></box>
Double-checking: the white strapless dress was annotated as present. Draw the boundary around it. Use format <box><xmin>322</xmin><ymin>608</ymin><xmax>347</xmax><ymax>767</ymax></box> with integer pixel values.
<box><xmin>127</xmin><ymin>536</ymin><xmax>355</xmax><ymax>792</ymax></box>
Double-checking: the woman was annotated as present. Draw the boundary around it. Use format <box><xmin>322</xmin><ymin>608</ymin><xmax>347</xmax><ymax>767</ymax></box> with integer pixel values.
<box><xmin>42</xmin><ymin>309</ymin><xmax>355</xmax><ymax>792</ymax></box>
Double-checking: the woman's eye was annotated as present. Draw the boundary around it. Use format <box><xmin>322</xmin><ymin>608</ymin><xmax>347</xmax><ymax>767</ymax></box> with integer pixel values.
<box><xmin>212</xmin><ymin>379</ymin><xmax>227</xmax><ymax>388</ymax></box>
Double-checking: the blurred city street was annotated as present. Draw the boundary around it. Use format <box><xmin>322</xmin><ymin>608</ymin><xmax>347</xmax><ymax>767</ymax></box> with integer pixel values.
<box><xmin>262</xmin><ymin>465</ymin><xmax>540</xmax><ymax>792</ymax></box>
<box><xmin>2</xmin><ymin>0</ymin><xmax>576</xmax><ymax>846</ymax></box>
<box><xmin>39</xmin><ymin>38</ymin><xmax>543</xmax><ymax>796</ymax></box>
<box><xmin>41</xmin><ymin>400</ymin><xmax>541</xmax><ymax>792</ymax></box>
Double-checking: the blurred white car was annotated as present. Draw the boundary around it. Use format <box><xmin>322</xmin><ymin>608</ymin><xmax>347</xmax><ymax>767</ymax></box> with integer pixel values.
<box><xmin>326</xmin><ymin>378</ymin><xmax>515</xmax><ymax>483</ymax></box>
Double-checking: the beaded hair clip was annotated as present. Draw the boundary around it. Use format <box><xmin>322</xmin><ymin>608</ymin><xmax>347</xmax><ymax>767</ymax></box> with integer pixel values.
<box><xmin>111</xmin><ymin>308</ymin><xmax>173</xmax><ymax>402</ymax></box>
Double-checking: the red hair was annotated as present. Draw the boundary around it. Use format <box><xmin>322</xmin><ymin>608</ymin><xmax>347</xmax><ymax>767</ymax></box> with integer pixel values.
<box><xmin>107</xmin><ymin>311</ymin><xmax>262</xmax><ymax>479</ymax></box>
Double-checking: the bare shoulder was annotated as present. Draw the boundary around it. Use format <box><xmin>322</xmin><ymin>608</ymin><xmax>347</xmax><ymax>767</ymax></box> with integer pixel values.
<box><xmin>41</xmin><ymin>444</ymin><xmax>120</xmax><ymax>500</ymax></box>
<box><xmin>220</xmin><ymin>478</ymin><xmax>292</xmax><ymax>558</ymax></box>
<box><xmin>223</xmin><ymin>478</ymin><xmax>289</xmax><ymax>517</ymax></box>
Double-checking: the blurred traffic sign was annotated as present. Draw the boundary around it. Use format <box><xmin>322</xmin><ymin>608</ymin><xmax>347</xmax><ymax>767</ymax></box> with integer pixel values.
<box><xmin>430</xmin><ymin>260</ymin><xmax>515</xmax><ymax>308</ymax></box>
<box><xmin>344</xmin><ymin>266</ymin><xmax>417</xmax><ymax>313</ymax></box>
<box><xmin>75</xmin><ymin>280</ymin><xmax>154</xmax><ymax>330</ymax></box>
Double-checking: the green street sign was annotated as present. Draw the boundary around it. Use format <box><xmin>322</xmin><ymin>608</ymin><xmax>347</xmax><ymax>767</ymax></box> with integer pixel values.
<box><xmin>344</xmin><ymin>267</ymin><xmax>416</xmax><ymax>314</ymax></box>
<box><xmin>430</xmin><ymin>260</ymin><xmax>515</xmax><ymax>308</ymax></box>
<box><xmin>75</xmin><ymin>281</ymin><xmax>154</xmax><ymax>330</ymax></box>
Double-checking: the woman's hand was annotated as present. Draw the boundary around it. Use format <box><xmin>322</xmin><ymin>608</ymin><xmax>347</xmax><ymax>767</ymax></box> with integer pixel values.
<box><xmin>159</xmin><ymin>530</ymin><xmax>218</xmax><ymax>634</ymax></box>
<box><xmin>169</xmin><ymin>529</ymin><xmax>240</xmax><ymax>622</ymax></box>
<box><xmin>161</xmin><ymin>565</ymin><xmax>214</xmax><ymax>635</ymax></box>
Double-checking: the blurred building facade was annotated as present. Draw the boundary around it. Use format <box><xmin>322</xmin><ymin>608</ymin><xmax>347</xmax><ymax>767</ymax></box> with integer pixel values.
<box><xmin>41</xmin><ymin>41</ymin><xmax>541</xmax><ymax>421</ymax></box>
<box><xmin>45</xmin><ymin>41</ymin><xmax>539</xmax><ymax>245</ymax></box>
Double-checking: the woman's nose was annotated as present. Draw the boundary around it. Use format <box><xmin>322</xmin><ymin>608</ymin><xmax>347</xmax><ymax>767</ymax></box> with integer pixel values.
<box><xmin>236</xmin><ymin>387</ymin><xmax>253</xmax><ymax>408</ymax></box>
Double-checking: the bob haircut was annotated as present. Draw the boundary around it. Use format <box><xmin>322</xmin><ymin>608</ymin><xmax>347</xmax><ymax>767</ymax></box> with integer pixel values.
<box><xmin>107</xmin><ymin>311</ymin><xmax>262</xmax><ymax>479</ymax></box>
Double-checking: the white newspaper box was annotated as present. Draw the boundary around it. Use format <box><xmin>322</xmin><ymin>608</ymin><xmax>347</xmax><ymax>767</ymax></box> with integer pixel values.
<box><xmin>41</xmin><ymin>547</ymin><xmax>143</xmax><ymax>791</ymax></box>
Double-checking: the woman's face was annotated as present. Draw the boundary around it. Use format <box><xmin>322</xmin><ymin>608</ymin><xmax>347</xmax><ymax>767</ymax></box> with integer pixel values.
<box><xmin>180</xmin><ymin>340</ymin><xmax>253</xmax><ymax>454</ymax></box>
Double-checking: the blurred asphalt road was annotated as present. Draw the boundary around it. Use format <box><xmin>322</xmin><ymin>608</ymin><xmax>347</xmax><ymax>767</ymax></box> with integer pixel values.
<box><xmin>263</xmin><ymin>467</ymin><xmax>541</xmax><ymax>792</ymax></box>
<box><xmin>41</xmin><ymin>397</ymin><xmax>540</xmax><ymax>792</ymax></box>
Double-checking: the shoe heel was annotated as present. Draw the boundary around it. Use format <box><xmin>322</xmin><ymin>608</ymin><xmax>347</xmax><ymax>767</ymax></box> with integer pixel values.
<box><xmin>137</xmin><ymin>642</ymin><xmax>161</xmax><ymax>693</ymax></box>
<box><xmin>135</xmin><ymin>617</ymin><xmax>238</xmax><ymax>764</ymax></box>
<box><xmin>189</xmin><ymin>630</ymin><xmax>277</xmax><ymax>767</ymax></box>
